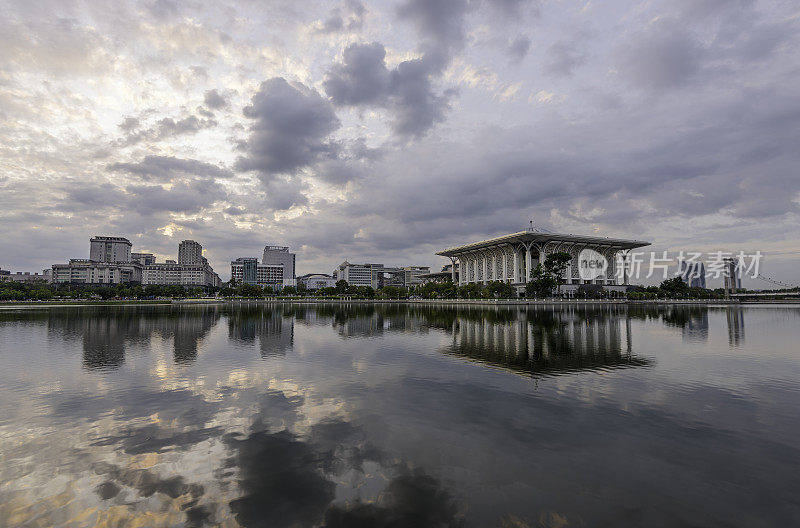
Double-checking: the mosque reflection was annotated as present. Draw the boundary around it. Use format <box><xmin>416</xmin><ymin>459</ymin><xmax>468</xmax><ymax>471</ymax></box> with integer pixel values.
<box><xmin>442</xmin><ymin>305</ymin><xmax>652</xmax><ymax>377</ymax></box>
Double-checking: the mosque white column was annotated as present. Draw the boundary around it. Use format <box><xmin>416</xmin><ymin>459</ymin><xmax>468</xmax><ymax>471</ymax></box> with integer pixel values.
<box><xmin>481</xmin><ymin>254</ymin><xmax>488</xmax><ymax>284</ymax></box>
<box><xmin>513</xmin><ymin>250</ymin><xmax>520</xmax><ymax>283</ymax></box>
<box><xmin>524</xmin><ymin>247</ymin><xmax>532</xmax><ymax>282</ymax></box>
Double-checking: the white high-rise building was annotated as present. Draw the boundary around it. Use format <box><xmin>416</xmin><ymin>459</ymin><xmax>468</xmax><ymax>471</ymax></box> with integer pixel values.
<box><xmin>89</xmin><ymin>236</ymin><xmax>132</xmax><ymax>263</ymax></box>
<box><xmin>178</xmin><ymin>240</ymin><xmax>203</xmax><ymax>265</ymax></box>
<box><xmin>262</xmin><ymin>245</ymin><xmax>295</xmax><ymax>286</ymax></box>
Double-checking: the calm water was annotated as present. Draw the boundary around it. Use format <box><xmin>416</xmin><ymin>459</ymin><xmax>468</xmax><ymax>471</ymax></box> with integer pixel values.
<box><xmin>0</xmin><ymin>303</ymin><xmax>798</xmax><ymax>527</ymax></box>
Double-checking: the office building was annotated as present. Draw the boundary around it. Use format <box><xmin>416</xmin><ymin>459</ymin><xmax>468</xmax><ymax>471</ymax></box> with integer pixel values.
<box><xmin>142</xmin><ymin>241</ymin><xmax>220</xmax><ymax>287</ymax></box>
<box><xmin>178</xmin><ymin>240</ymin><xmax>204</xmax><ymax>265</ymax></box>
<box><xmin>52</xmin><ymin>236</ymin><xmax>220</xmax><ymax>287</ymax></box>
<box><xmin>231</xmin><ymin>258</ymin><xmax>284</xmax><ymax>288</ymax></box>
<box><xmin>89</xmin><ymin>236</ymin><xmax>132</xmax><ymax>263</ymax></box>
<box><xmin>402</xmin><ymin>266</ymin><xmax>431</xmax><ymax>286</ymax></box>
<box><xmin>262</xmin><ymin>245</ymin><xmax>296</xmax><ymax>286</ymax></box>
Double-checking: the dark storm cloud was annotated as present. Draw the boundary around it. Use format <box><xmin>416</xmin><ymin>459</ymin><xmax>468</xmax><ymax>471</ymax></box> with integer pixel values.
<box><xmin>323</xmin><ymin>42</ymin><xmax>455</xmax><ymax>137</ymax></box>
<box><xmin>235</xmin><ymin>77</ymin><xmax>341</xmax><ymax>178</ymax></box>
<box><xmin>507</xmin><ymin>35</ymin><xmax>531</xmax><ymax>64</ymax></box>
<box><xmin>203</xmin><ymin>88</ymin><xmax>229</xmax><ymax>110</ymax></box>
<box><xmin>108</xmin><ymin>155</ymin><xmax>234</xmax><ymax>181</ymax></box>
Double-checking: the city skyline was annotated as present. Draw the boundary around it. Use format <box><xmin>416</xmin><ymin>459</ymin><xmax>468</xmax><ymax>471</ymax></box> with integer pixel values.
<box><xmin>1</xmin><ymin>1</ymin><xmax>799</xmax><ymax>285</ymax></box>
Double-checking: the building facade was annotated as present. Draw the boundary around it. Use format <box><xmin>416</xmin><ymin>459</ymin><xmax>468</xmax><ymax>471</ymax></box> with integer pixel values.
<box><xmin>231</xmin><ymin>258</ymin><xmax>284</xmax><ymax>288</ymax></box>
<box><xmin>89</xmin><ymin>236</ymin><xmax>132</xmax><ymax>263</ymax></box>
<box><xmin>262</xmin><ymin>246</ymin><xmax>296</xmax><ymax>286</ymax></box>
<box><xmin>436</xmin><ymin>229</ymin><xmax>650</xmax><ymax>294</ymax></box>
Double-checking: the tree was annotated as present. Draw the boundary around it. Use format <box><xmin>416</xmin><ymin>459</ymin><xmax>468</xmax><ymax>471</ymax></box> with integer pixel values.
<box><xmin>282</xmin><ymin>286</ymin><xmax>297</xmax><ymax>295</ymax></box>
<box><xmin>543</xmin><ymin>252</ymin><xmax>572</xmax><ymax>295</ymax></box>
<box><xmin>660</xmin><ymin>277</ymin><xmax>689</xmax><ymax>297</ymax></box>
<box><xmin>485</xmin><ymin>281</ymin><xmax>514</xmax><ymax>298</ymax></box>
<box><xmin>335</xmin><ymin>280</ymin><xmax>349</xmax><ymax>294</ymax></box>
<box><xmin>526</xmin><ymin>264</ymin><xmax>558</xmax><ymax>297</ymax></box>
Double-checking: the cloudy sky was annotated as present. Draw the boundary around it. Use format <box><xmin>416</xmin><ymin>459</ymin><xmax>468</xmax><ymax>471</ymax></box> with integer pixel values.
<box><xmin>1</xmin><ymin>0</ymin><xmax>799</xmax><ymax>284</ymax></box>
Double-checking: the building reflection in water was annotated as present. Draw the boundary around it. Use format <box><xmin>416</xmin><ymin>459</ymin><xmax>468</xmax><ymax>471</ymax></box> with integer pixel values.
<box><xmin>225</xmin><ymin>305</ymin><xmax>294</xmax><ymax>356</ymax></box>
<box><xmin>726</xmin><ymin>307</ymin><xmax>746</xmax><ymax>347</ymax></box>
<box><xmin>659</xmin><ymin>306</ymin><xmax>710</xmax><ymax>343</ymax></box>
<box><xmin>45</xmin><ymin>306</ymin><xmax>221</xmax><ymax>369</ymax></box>
<box><xmin>441</xmin><ymin>305</ymin><xmax>652</xmax><ymax>377</ymax></box>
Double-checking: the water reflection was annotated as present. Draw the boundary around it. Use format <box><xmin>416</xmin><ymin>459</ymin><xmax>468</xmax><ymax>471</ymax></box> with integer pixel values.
<box><xmin>443</xmin><ymin>305</ymin><xmax>652</xmax><ymax>377</ymax></box>
<box><xmin>42</xmin><ymin>306</ymin><xmax>221</xmax><ymax>369</ymax></box>
<box><xmin>226</xmin><ymin>305</ymin><xmax>295</xmax><ymax>356</ymax></box>
<box><xmin>0</xmin><ymin>303</ymin><xmax>798</xmax><ymax>527</ymax></box>
<box><xmin>726</xmin><ymin>307</ymin><xmax>746</xmax><ymax>347</ymax></box>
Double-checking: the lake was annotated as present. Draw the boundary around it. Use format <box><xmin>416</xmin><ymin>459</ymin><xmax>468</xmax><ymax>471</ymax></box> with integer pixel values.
<box><xmin>0</xmin><ymin>303</ymin><xmax>798</xmax><ymax>527</ymax></box>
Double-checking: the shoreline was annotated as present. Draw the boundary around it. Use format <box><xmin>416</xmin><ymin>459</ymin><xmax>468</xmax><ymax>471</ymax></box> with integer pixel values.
<box><xmin>1</xmin><ymin>298</ymin><xmax>798</xmax><ymax>308</ymax></box>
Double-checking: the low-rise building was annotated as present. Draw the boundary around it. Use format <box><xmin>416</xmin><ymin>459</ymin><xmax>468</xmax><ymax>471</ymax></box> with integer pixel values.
<box><xmin>0</xmin><ymin>269</ymin><xmax>51</xmax><ymax>283</ymax></box>
<box><xmin>297</xmin><ymin>273</ymin><xmax>337</xmax><ymax>290</ymax></box>
<box><xmin>333</xmin><ymin>262</ymin><xmax>430</xmax><ymax>289</ymax></box>
<box><xmin>51</xmin><ymin>259</ymin><xmax>143</xmax><ymax>285</ymax></box>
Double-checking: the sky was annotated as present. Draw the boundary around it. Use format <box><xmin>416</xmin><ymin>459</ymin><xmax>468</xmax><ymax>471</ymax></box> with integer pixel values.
<box><xmin>1</xmin><ymin>0</ymin><xmax>799</xmax><ymax>285</ymax></box>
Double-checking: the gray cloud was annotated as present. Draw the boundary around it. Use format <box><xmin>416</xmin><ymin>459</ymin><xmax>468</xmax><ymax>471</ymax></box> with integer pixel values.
<box><xmin>108</xmin><ymin>155</ymin><xmax>235</xmax><ymax>182</ymax></box>
<box><xmin>125</xmin><ymin>178</ymin><xmax>225</xmax><ymax>214</ymax></box>
<box><xmin>316</xmin><ymin>0</ymin><xmax>366</xmax><ymax>33</ymax></box>
<box><xmin>397</xmin><ymin>0</ymin><xmax>470</xmax><ymax>57</ymax></box>
<box><xmin>543</xmin><ymin>40</ymin><xmax>585</xmax><ymax>77</ymax></box>
<box><xmin>324</xmin><ymin>43</ymin><xmax>455</xmax><ymax>137</ymax></box>
<box><xmin>235</xmin><ymin>78</ymin><xmax>341</xmax><ymax>178</ymax></box>
<box><xmin>118</xmin><ymin>114</ymin><xmax>218</xmax><ymax>145</ymax></box>
<box><xmin>615</xmin><ymin>19</ymin><xmax>703</xmax><ymax>90</ymax></box>
<box><xmin>507</xmin><ymin>35</ymin><xmax>531</xmax><ymax>64</ymax></box>
<box><xmin>203</xmin><ymin>89</ymin><xmax>229</xmax><ymax>110</ymax></box>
